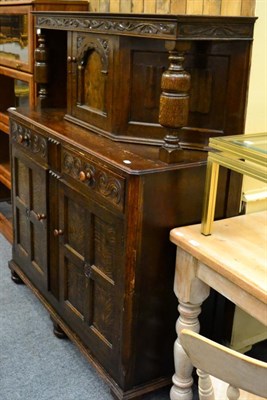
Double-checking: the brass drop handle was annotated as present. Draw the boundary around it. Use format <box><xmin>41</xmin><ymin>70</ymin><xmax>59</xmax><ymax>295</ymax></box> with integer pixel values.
<box><xmin>54</xmin><ymin>229</ymin><xmax>64</xmax><ymax>237</ymax></box>
<box><xmin>37</xmin><ymin>213</ymin><xmax>46</xmax><ymax>221</ymax></box>
<box><xmin>67</xmin><ymin>56</ymin><xmax>76</xmax><ymax>63</ymax></box>
<box><xmin>79</xmin><ymin>170</ymin><xmax>92</xmax><ymax>182</ymax></box>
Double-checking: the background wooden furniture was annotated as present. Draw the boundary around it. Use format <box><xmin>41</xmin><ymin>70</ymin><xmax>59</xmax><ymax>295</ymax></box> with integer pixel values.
<box><xmin>170</xmin><ymin>211</ymin><xmax>267</xmax><ymax>400</ymax></box>
<box><xmin>180</xmin><ymin>329</ymin><xmax>267</xmax><ymax>400</ymax></box>
<box><xmin>8</xmin><ymin>12</ymin><xmax>255</xmax><ymax>400</ymax></box>
<box><xmin>0</xmin><ymin>0</ymin><xmax>88</xmax><ymax>243</ymax></box>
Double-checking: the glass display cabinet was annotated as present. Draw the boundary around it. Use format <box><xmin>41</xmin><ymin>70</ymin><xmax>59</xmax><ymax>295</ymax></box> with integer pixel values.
<box><xmin>0</xmin><ymin>0</ymin><xmax>88</xmax><ymax>243</ymax></box>
<box><xmin>0</xmin><ymin>8</ymin><xmax>31</xmax><ymax>72</ymax></box>
<box><xmin>0</xmin><ymin>66</ymin><xmax>34</xmax><ymax>240</ymax></box>
<box><xmin>0</xmin><ymin>61</ymin><xmax>34</xmax><ymax>243</ymax></box>
<box><xmin>201</xmin><ymin>132</ymin><xmax>267</xmax><ymax>235</ymax></box>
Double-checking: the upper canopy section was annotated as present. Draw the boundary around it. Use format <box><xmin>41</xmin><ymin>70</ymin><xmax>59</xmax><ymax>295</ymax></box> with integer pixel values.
<box><xmin>33</xmin><ymin>12</ymin><xmax>256</xmax><ymax>41</ymax></box>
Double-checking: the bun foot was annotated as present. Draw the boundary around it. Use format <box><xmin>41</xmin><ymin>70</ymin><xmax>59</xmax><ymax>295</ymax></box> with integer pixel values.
<box><xmin>10</xmin><ymin>270</ymin><xmax>24</xmax><ymax>284</ymax></box>
<box><xmin>50</xmin><ymin>317</ymin><xmax>67</xmax><ymax>339</ymax></box>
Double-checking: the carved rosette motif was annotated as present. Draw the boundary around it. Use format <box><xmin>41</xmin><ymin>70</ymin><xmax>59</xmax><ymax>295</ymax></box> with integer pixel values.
<box><xmin>37</xmin><ymin>16</ymin><xmax>176</xmax><ymax>38</ymax></box>
<box><xmin>63</xmin><ymin>152</ymin><xmax>123</xmax><ymax>209</ymax></box>
<box><xmin>10</xmin><ymin>120</ymin><xmax>47</xmax><ymax>159</ymax></box>
<box><xmin>31</xmin><ymin>133</ymin><xmax>47</xmax><ymax>157</ymax></box>
<box><xmin>97</xmin><ymin>171</ymin><xmax>122</xmax><ymax>205</ymax></box>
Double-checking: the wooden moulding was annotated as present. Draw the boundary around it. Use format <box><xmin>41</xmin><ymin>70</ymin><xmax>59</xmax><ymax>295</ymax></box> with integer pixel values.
<box><xmin>34</xmin><ymin>13</ymin><xmax>256</xmax><ymax>41</ymax></box>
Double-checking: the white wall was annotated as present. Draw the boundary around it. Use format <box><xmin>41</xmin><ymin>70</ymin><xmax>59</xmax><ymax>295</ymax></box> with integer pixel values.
<box><xmin>243</xmin><ymin>0</ymin><xmax>267</xmax><ymax>210</ymax></box>
<box><xmin>245</xmin><ymin>0</ymin><xmax>267</xmax><ymax>134</ymax></box>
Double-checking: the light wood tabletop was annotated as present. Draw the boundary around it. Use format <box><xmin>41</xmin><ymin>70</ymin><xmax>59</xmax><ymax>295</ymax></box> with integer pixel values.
<box><xmin>169</xmin><ymin>210</ymin><xmax>267</xmax><ymax>400</ymax></box>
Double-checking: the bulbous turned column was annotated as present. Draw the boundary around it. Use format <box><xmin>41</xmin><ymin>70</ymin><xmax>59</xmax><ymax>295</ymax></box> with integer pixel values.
<box><xmin>159</xmin><ymin>41</ymin><xmax>191</xmax><ymax>163</ymax></box>
<box><xmin>34</xmin><ymin>29</ymin><xmax>49</xmax><ymax>107</ymax></box>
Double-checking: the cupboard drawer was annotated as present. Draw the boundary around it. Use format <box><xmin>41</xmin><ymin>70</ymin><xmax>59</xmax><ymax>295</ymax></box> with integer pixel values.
<box><xmin>10</xmin><ymin>119</ymin><xmax>48</xmax><ymax>164</ymax></box>
<box><xmin>61</xmin><ymin>147</ymin><xmax>125</xmax><ymax>212</ymax></box>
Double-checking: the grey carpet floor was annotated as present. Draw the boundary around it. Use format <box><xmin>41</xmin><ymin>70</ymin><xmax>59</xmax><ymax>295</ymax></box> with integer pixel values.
<box><xmin>3</xmin><ymin>232</ymin><xmax>264</xmax><ymax>400</ymax></box>
<box><xmin>0</xmin><ymin>234</ymin><xmax>171</xmax><ymax>400</ymax></box>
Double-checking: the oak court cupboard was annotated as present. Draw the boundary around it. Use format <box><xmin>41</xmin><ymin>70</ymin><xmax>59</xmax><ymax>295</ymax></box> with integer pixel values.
<box><xmin>8</xmin><ymin>11</ymin><xmax>256</xmax><ymax>400</ymax></box>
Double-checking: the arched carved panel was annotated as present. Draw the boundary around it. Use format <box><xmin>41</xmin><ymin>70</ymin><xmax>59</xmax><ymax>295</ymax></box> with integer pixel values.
<box><xmin>76</xmin><ymin>36</ymin><xmax>109</xmax><ymax>113</ymax></box>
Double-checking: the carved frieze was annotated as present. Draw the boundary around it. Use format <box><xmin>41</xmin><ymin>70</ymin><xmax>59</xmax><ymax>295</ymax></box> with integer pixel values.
<box><xmin>36</xmin><ymin>15</ymin><xmax>176</xmax><ymax>38</ymax></box>
<box><xmin>10</xmin><ymin>120</ymin><xmax>48</xmax><ymax>160</ymax></box>
<box><xmin>62</xmin><ymin>150</ymin><xmax>124</xmax><ymax>210</ymax></box>
<box><xmin>35</xmin><ymin>14</ymin><xmax>255</xmax><ymax>41</ymax></box>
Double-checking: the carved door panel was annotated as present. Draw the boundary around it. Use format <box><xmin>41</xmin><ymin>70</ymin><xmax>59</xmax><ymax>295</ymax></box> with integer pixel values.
<box><xmin>11</xmin><ymin>145</ymin><xmax>48</xmax><ymax>290</ymax></box>
<box><xmin>67</xmin><ymin>32</ymin><xmax>115</xmax><ymax>133</ymax></box>
<box><xmin>57</xmin><ymin>181</ymin><xmax>125</xmax><ymax>377</ymax></box>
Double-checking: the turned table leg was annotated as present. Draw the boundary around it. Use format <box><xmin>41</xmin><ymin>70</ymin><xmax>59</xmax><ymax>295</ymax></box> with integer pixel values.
<box><xmin>170</xmin><ymin>248</ymin><xmax>210</xmax><ymax>400</ymax></box>
<box><xmin>170</xmin><ymin>301</ymin><xmax>202</xmax><ymax>400</ymax></box>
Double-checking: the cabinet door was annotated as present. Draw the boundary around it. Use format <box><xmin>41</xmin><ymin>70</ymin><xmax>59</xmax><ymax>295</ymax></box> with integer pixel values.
<box><xmin>0</xmin><ymin>6</ymin><xmax>33</xmax><ymax>73</ymax></box>
<box><xmin>12</xmin><ymin>146</ymin><xmax>48</xmax><ymax>290</ymax></box>
<box><xmin>56</xmin><ymin>180</ymin><xmax>125</xmax><ymax>378</ymax></box>
<box><xmin>67</xmin><ymin>32</ymin><xmax>115</xmax><ymax>133</ymax></box>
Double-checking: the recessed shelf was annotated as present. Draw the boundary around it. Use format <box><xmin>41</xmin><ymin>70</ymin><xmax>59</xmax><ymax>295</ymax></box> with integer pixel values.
<box><xmin>0</xmin><ymin>201</ymin><xmax>12</xmax><ymax>243</ymax></box>
<box><xmin>0</xmin><ymin>111</ymin><xmax>9</xmax><ymax>134</ymax></box>
<box><xmin>0</xmin><ymin>162</ymin><xmax>11</xmax><ymax>189</ymax></box>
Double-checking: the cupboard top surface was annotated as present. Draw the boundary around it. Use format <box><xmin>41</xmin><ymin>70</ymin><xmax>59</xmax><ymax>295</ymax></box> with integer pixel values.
<box><xmin>33</xmin><ymin>12</ymin><xmax>256</xmax><ymax>40</ymax></box>
<box><xmin>9</xmin><ymin>107</ymin><xmax>207</xmax><ymax>174</ymax></box>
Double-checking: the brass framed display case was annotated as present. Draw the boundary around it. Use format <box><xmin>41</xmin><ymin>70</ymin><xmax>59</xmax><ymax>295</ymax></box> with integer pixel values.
<box><xmin>201</xmin><ymin>132</ymin><xmax>267</xmax><ymax>235</ymax></box>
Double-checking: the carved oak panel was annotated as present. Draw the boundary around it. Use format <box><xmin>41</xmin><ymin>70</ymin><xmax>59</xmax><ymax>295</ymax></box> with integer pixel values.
<box><xmin>130</xmin><ymin>50</ymin><xmax>166</xmax><ymax>123</ymax></box>
<box><xmin>94</xmin><ymin>216</ymin><xmax>116</xmax><ymax>281</ymax></box>
<box><xmin>10</xmin><ymin>120</ymin><xmax>48</xmax><ymax>162</ymax></box>
<box><xmin>62</xmin><ymin>147</ymin><xmax>125</xmax><ymax>211</ymax></box>
<box><xmin>65</xmin><ymin>258</ymin><xmax>86</xmax><ymax>319</ymax></box>
<box><xmin>91</xmin><ymin>281</ymin><xmax>114</xmax><ymax>345</ymax></box>
<box><xmin>67</xmin><ymin>32</ymin><xmax>115</xmax><ymax>133</ymax></box>
<box><xmin>12</xmin><ymin>145</ymin><xmax>48</xmax><ymax>290</ymax></box>
<box><xmin>58</xmin><ymin>180</ymin><xmax>124</xmax><ymax>374</ymax></box>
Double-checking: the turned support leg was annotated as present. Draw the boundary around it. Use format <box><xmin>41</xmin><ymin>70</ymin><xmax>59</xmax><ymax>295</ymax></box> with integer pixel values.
<box><xmin>34</xmin><ymin>29</ymin><xmax>50</xmax><ymax>108</ymax></box>
<box><xmin>159</xmin><ymin>41</ymin><xmax>191</xmax><ymax>163</ymax></box>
